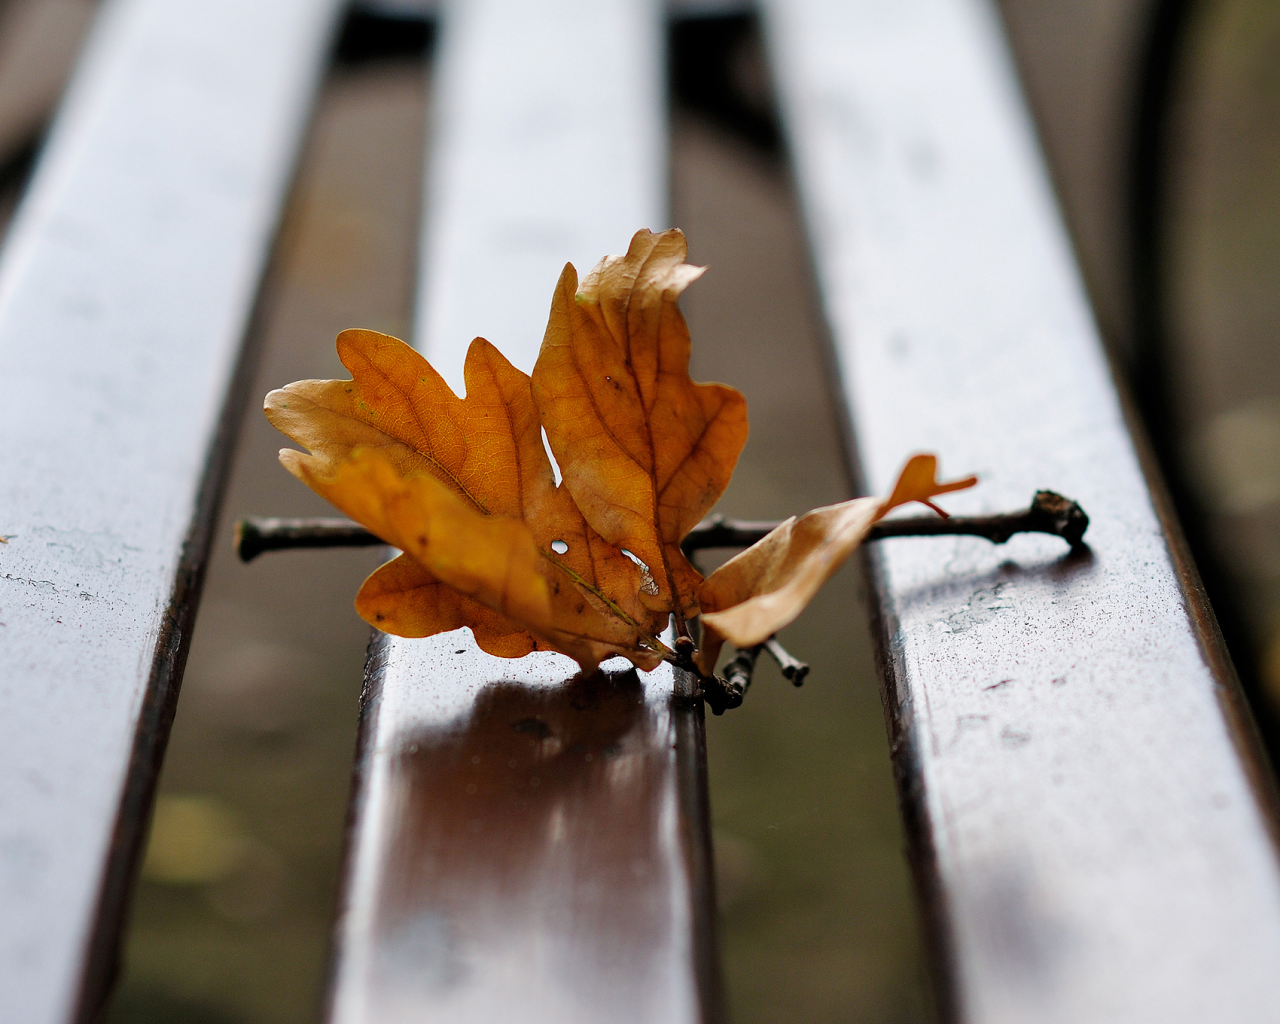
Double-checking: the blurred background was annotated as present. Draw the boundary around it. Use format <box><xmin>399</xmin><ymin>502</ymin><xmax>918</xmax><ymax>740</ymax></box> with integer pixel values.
<box><xmin>0</xmin><ymin>0</ymin><xmax>1275</xmax><ymax>1020</ymax></box>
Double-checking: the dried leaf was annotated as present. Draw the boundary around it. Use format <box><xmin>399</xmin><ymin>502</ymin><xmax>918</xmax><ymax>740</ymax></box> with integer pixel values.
<box><xmin>265</xmin><ymin>241</ymin><xmax>980</xmax><ymax>694</ymax></box>
<box><xmin>265</xmin><ymin>329</ymin><xmax>664</xmax><ymax>669</ymax></box>
<box><xmin>356</xmin><ymin>553</ymin><xmax>536</xmax><ymax>656</ymax></box>
<box><xmin>695</xmin><ymin>455</ymin><xmax>977</xmax><ymax>673</ymax></box>
<box><xmin>292</xmin><ymin>450</ymin><xmax>660</xmax><ymax>671</ymax></box>
<box><xmin>532</xmin><ymin>228</ymin><xmax>748</xmax><ymax>624</ymax></box>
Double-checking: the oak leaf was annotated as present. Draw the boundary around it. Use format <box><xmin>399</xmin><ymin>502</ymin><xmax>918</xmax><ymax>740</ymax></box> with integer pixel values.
<box><xmin>532</xmin><ymin>228</ymin><xmax>748</xmax><ymax>626</ymax></box>
<box><xmin>264</xmin><ymin>235</ymin><xmax>979</xmax><ymax>691</ymax></box>
<box><xmin>356</xmin><ymin>552</ymin><xmax>533</xmax><ymax>653</ymax></box>
<box><xmin>265</xmin><ymin>328</ymin><xmax>664</xmax><ymax>671</ymax></box>
<box><xmin>285</xmin><ymin>449</ymin><xmax>660</xmax><ymax>671</ymax></box>
<box><xmin>695</xmin><ymin>455</ymin><xmax>977</xmax><ymax>674</ymax></box>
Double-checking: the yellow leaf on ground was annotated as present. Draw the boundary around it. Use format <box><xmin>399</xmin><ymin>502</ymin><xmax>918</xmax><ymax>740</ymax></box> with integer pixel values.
<box><xmin>532</xmin><ymin>228</ymin><xmax>748</xmax><ymax>627</ymax></box>
<box><xmin>695</xmin><ymin>455</ymin><xmax>976</xmax><ymax>673</ymax></box>
<box><xmin>265</xmin><ymin>329</ymin><xmax>664</xmax><ymax>667</ymax></box>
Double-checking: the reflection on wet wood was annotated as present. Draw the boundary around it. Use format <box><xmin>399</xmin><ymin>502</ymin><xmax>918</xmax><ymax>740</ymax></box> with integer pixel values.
<box><xmin>330</xmin><ymin>640</ymin><xmax>718</xmax><ymax>1023</ymax></box>
<box><xmin>382</xmin><ymin>671</ymin><xmax>677</xmax><ymax>1001</ymax></box>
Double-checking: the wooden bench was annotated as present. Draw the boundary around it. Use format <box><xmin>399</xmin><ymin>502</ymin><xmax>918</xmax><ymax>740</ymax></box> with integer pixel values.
<box><xmin>2</xmin><ymin>0</ymin><xmax>1278</xmax><ymax>1022</ymax></box>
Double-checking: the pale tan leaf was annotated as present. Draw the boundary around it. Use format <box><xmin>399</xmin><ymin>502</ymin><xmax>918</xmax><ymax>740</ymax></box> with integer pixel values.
<box><xmin>696</xmin><ymin>455</ymin><xmax>976</xmax><ymax>673</ymax></box>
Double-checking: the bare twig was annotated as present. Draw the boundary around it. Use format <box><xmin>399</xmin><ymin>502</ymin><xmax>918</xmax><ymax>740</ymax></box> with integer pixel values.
<box><xmin>763</xmin><ymin>637</ymin><xmax>809</xmax><ymax>686</ymax></box>
<box><xmin>869</xmin><ymin>490</ymin><xmax>1089</xmax><ymax>548</ymax></box>
<box><xmin>680</xmin><ymin>518</ymin><xmax>780</xmax><ymax>553</ymax></box>
<box><xmin>236</xmin><ymin>491</ymin><xmax>1088</xmax><ymax>562</ymax></box>
<box><xmin>236</xmin><ymin>491</ymin><xmax>1086</xmax><ymax>715</ymax></box>
<box><xmin>682</xmin><ymin>490</ymin><xmax>1089</xmax><ymax>555</ymax></box>
<box><xmin>703</xmin><ymin>645</ymin><xmax>758</xmax><ymax>716</ymax></box>
<box><xmin>699</xmin><ymin>632</ymin><xmax>808</xmax><ymax>715</ymax></box>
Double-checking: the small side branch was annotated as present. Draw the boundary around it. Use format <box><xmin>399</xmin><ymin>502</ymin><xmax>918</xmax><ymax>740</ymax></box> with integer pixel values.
<box><xmin>703</xmin><ymin>645</ymin><xmax>759</xmax><ymax>717</ymax></box>
<box><xmin>700</xmin><ymin>634</ymin><xmax>808</xmax><ymax>716</ymax></box>
<box><xmin>763</xmin><ymin>637</ymin><xmax>809</xmax><ymax>686</ymax></box>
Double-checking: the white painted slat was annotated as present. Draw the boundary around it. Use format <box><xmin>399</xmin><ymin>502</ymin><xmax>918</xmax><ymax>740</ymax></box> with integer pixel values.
<box><xmin>327</xmin><ymin>2</ymin><xmax>719</xmax><ymax>1022</ymax></box>
<box><xmin>414</xmin><ymin>0</ymin><xmax>665</xmax><ymax>390</ymax></box>
<box><xmin>762</xmin><ymin>0</ymin><xmax>1280</xmax><ymax>1021</ymax></box>
<box><xmin>0</xmin><ymin>0</ymin><xmax>342</xmax><ymax>1020</ymax></box>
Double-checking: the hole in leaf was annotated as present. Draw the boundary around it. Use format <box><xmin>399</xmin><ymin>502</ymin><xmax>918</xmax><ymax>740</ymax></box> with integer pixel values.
<box><xmin>551</xmin><ymin>540</ymin><xmax>569</xmax><ymax>555</ymax></box>
<box><xmin>622</xmin><ymin>549</ymin><xmax>660</xmax><ymax>596</ymax></box>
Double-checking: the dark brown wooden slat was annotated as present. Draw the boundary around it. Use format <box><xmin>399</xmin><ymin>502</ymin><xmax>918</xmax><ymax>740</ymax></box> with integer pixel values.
<box><xmin>332</xmin><ymin>641</ymin><xmax>717</xmax><ymax>1022</ymax></box>
<box><xmin>324</xmin><ymin>1</ymin><xmax>721</xmax><ymax>1021</ymax></box>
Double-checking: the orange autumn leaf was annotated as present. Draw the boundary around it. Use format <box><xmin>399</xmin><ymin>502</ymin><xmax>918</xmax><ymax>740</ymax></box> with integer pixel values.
<box><xmin>356</xmin><ymin>553</ymin><xmax>534</xmax><ymax>654</ymax></box>
<box><xmin>285</xmin><ymin>449</ymin><xmax>661</xmax><ymax>672</ymax></box>
<box><xmin>532</xmin><ymin>228</ymin><xmax>748</xmax><ymax>626</ymax></box>
<box><xmin>265</xmin><ymin>329</ymin><xmax>664</xmax><ymax>670</ymax></box>
<box><xmin>264</xmin><ymin>231</ymin><xmax>984</xmax><ymax>694</ymax></box>
<box><xmin>695</xmin><ymin>455</ymin><xmax>977</xmax><ymax>674</ymax></box>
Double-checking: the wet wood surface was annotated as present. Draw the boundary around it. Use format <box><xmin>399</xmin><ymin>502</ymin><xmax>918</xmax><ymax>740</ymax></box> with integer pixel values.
<box><xmin>763</xmin><ymin>0</ymin><xmax>1280</xmax><ymax>1020</ymax></box>
<box><xmin>0</xmin><ymin>0</ymin><xmax>341</xmax><ymax>1020</ymax></box>
<box><xmin>331</xmin><ymin>642</ymin><xmax>716</xmax><ymax>1023</ymax></box>
<box><xmin>325</xmin><ymin>1</ymin><xmax>720</xmax><ymax>1022</ymax></box>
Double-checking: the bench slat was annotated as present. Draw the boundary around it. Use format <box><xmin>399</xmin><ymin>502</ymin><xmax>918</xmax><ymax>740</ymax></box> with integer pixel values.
<box><xmin>763</xmin><ymin>0</ymin><xmax>1280</xmax><ymax>1020</ymax></box>
<box><xmin>326</xmin><ymin>2</ymin><xmax>720</xmax><ymax>1022</ymax></box>
<box><xmin>0</xmin><ymin>1</ymin><xmax>341</xmax><ymax>1020</ymax></box>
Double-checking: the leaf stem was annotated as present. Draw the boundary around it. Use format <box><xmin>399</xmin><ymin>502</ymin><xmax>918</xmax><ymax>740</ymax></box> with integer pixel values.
<box><xmin>645</xmin><ymin>635</ymin><xmax>678</xmax><ymax>660</ymax></box>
